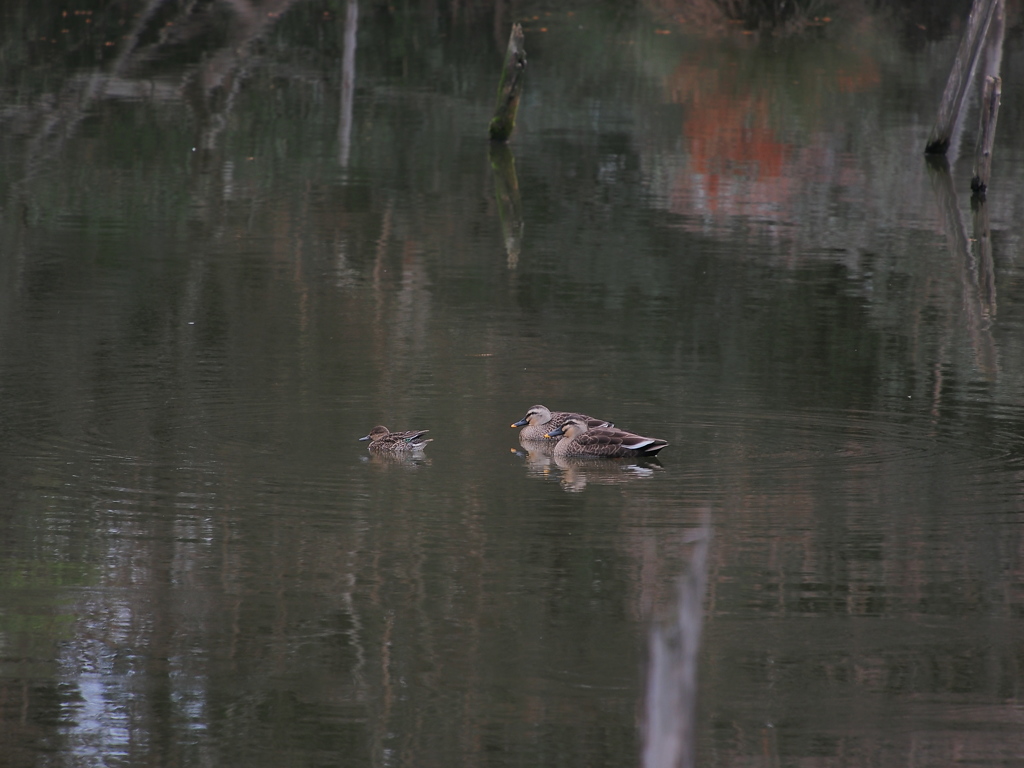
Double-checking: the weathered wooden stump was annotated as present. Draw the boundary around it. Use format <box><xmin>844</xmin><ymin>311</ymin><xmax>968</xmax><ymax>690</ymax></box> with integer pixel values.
<box><xmin>970</xmin><ymin>75</ymin><xmax>1001</xmax><ymax>198</ymax></box>
<box><xmin>925</xmin><ymin>0</ymin><xmax>1001</xmax><ymax>155</ymax></box>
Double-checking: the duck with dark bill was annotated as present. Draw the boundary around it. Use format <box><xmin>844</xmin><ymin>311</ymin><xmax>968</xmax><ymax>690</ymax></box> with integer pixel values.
<box><xmin>544</xmin><ymin>417</ymin><xmax>668</xmax><ymax>458</ymax></box>
<box><xmin>511</xmin><ymin>404</ymin><xmax>612</xmax><ymax>442</ymax></box>
<box><xmin>359</xmin><ymin>426</ymin><xmax>433</xmax><ymax>453</ymax></box>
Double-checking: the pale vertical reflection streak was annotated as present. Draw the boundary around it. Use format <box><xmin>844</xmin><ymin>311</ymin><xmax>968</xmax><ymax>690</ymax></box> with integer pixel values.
<box><xmin>339</xmin><ymin>0</ymin><xmax>359</xmax><ymax>168</ymax></box>
<box><xmin>643</xmin><ymin>523</ymin><xmax>711</xmax><ymax>768</ymax></box>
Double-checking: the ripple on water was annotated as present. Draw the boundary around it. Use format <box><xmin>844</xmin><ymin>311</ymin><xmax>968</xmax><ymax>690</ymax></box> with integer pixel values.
<box><xmin>685</xmin><ymin>403</ymin><xmax>1024</xmax><ymax>493</ymax></box>
<box><xmin>3</xmin><ymin>386</ymin><xmax>377</xmax><ymax>521</ymax></box>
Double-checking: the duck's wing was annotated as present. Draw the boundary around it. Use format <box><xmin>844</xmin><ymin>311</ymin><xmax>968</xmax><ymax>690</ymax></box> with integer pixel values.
<box><xmin>550</xmin><ymin>411</ymin><xmax>614</xmax><ymax>430</ymax></box>
<box><xmin>387</xmin><ymin>429</ymin><xmax>430</xmax><ymax>443</ymax></box>
<box><xmin>577</xmin><ymin>427</ymin><xmax>668</xmax><ymax>456</ymax></box>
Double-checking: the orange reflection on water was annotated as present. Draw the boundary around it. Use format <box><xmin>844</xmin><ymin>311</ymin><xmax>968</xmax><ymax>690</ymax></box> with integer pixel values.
<box><xmin>662</xmin><ymin>42</ymin><xmax>880</xmax><ymax>223</ymax></box>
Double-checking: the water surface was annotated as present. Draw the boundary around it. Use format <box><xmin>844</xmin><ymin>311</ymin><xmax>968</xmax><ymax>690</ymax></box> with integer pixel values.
<box><xmin>2</xmin><ymin>1</ymin><xmax>1024</xmax><ymax>766</ymax></box>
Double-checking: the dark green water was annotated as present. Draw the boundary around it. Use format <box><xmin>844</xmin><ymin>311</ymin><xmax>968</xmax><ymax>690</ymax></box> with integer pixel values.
<box><xmin>2</xmin><ymin>1</ymin><xmax>1024</xmax><ymax>766</ymax></box>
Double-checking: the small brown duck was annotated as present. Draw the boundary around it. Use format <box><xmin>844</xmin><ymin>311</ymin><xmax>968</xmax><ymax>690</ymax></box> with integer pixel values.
<box><xmin>511</xmin><ymin>404</ymin><xmax>612</xmax><ymax>441</ymax></box>
<box><xmin>359</xmin><ymin>425</ymin><xmax>433</xmax><ymax>453</ymax></box>
<box><xmin>545</xmin><ymin>417</ymin><xmax>668</xmax><ymax>458</ymax></box>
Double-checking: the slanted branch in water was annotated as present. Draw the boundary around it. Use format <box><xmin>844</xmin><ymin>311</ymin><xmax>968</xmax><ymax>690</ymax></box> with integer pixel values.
<box><xmin>489</xmin><ymin>24</ymin><xmax>526</xmax><ymax>142</ymax></box>
<box><xmin>925</xmin><ymin>0</ymin><xmax>1002</xmax><ymax>155</ymax></box>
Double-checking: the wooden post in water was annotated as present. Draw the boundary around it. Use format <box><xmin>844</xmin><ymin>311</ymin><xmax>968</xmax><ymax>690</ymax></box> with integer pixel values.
<box><xmin>970</xmin><ymin>75</ymin><xmax>1001</xmax><ymax>198</ymax></box>
<box><xmin>924</xmin><ymin>0</ymin><xmax>1000</xmax><ymax>155</ymax></box>
<box><xmin>489</xmin><ymin>24</ymin><xmax>526</xmax><ymax>142</ymax></box>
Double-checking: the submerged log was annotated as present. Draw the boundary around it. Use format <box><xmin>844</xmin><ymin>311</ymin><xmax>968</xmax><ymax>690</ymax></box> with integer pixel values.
<box><xmin>925</xmin><ymin>0</ymin><xmax>1000</xmax><ymax>155</ymax></box>
<box><xmin>970</xmin><ymin>75</ymin><xmax>1001</xmax><ymax>198</ymax></box>
<box><xmin>488</xmin><ymin>24</ymin><xmax>526</xmax><ymax>142</ymax></box>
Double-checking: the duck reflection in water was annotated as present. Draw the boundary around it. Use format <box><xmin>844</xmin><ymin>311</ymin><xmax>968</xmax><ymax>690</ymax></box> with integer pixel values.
<box><xmin>365</xmin><ymin>451</ymin><xmax>432</xmax><ymax>468</ymax></box>
<box><xmin>512</xmin><ymin>444</ymin><xmax>663</xmax><ymax>493</ymax></box>
<box><xmin>511</xmin><ymin>443</ymin><xmax>662</xmax><ymax>492</ymax></box>
<box><xmin>551</xmin><ymin>454</ymin><xmax>661</xmax><ymax>493</ymax></box>
<box><xmin>510</xmin><ymin>444</ymin><xmax>556</xmax><ymax>477</ymax></box>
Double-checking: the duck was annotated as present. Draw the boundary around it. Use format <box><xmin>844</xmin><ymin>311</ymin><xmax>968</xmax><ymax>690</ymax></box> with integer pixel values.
<box><xmin>359</xmin><ymin>425</ymin><xmax>433</xmax><ymax>453</ymax></box>
<box><xmin>511</xmin><ymin>404</ymin><xmax>612</xmax><ymax>442</ymax></box>
<box><xmin>545</xmin><ymin>417</ymin><xmax>668</xmax><ymax>458</ymax></box>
